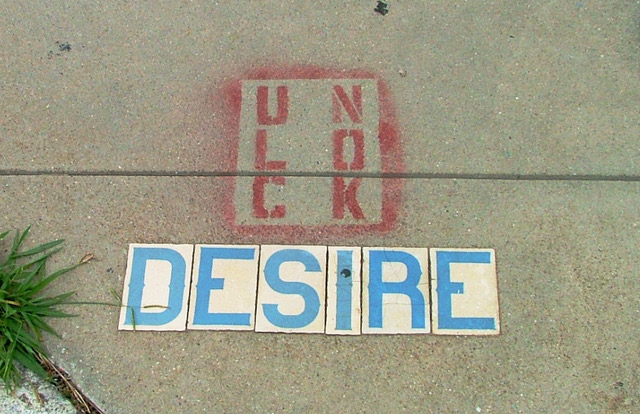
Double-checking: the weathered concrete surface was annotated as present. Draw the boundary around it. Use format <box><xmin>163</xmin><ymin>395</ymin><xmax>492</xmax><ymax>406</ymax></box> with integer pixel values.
<box><xmin>1</xmin><ymin>176</ymin><xmax>639</xmax><ymax>413</ymax></box>
<box><xmin>0</xmin><ymin>364</ymin><xmax>75</xmax><ymax>414</ymax></box>
<box><xmin>1</xmin><ymin>1</ymin><xmax>639</xmax><ymax>175</ymax></box>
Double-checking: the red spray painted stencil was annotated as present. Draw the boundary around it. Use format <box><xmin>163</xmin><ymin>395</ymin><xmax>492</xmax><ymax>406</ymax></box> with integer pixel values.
<box><xmin>220</xmin><ymin>66</ymin><xmax>403</xmax><ymax>237</ymax></box>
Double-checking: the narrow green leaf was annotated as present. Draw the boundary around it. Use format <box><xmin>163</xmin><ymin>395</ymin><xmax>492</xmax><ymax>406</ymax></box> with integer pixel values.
<box><xmin>14</xmin><ymin>239</ymin><xmax>64</xmax><ymax>258</ymax></box>
<box><xmin>68</xmin><ymin>300</ymin><xmax>120</xmax><ymax>307</ymax></box>
<box><xmin>14</xmin><ymin>260</ymin><xmax>47</xmax><ymax>295</ymax></box>
<box><xmin>0</xmin><ymin>227</ymin><xmax>85</xmax><ymax>389</ymax></box>
<box><xmin>24</xmin><ymin>264</ymin><xmax>79</xmax><ymax>296</ymax></box>
<box><xmin>109</xmin><ymin>288</ymin><xmax>122</xmax><ymax>303</ymax></box>
<box><xmin>13</xmin><ymin>348</ymin><xmax>46</xmax><ymax>378</ymax></box>
<box><xmin>17</xmin><ymin>247</ymin><xmax>62</xmax><ymax>273</ymax></box>
<box><xmin>33</xmin><ymin>291</ymin><xmax>76</xmax><ymax>308</ymax></box>
<box><xmin>28</xmin><ymin>316</ymin><xmax>61</xmax><ymax>338</ymax></box>
<box><xmin>131</xmin><ymin>307</ymin><xmax>136</xmax><ymax>331</ymax></box>
<box><xmin>12</xmin><ymin>227</ymin><xmax>31</xmax><ymax>251</ymax></box>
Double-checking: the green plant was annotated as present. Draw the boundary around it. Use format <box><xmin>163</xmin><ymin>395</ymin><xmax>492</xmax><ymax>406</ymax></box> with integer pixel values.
<box><xmin>0</xmin><ymin>227</ymin><xmax>81</xmax><ymax>391</ymax></box>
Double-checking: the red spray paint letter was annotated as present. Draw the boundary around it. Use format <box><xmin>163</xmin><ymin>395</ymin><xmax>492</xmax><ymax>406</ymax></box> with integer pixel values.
<box><xmin>332</xmin><ymin>85</ymin><xmax>362</xmax><ymax>124</ymax></box>
<box><xmin>333</xmin><ymin>129</ymin><xmax>364</xmax><ymax>171</ymax></box>
<box><xmin>255</xmin><ymin>130</ymin><xmax>287</xmax><ymax>170</ymax></box>
<box><xmin>332</xmin><ymin>177</ymin><xmax>364</xmax><ymax>220</ymax></box>
<box><xmin>257</xmin><ymin>86</ymin><xmax>289</xmax><ymax>125</ymax></box>
<box><xmin>253</xmin><ymin>176</ymin><xmax>286</xmax><ymax>218</ymax></box>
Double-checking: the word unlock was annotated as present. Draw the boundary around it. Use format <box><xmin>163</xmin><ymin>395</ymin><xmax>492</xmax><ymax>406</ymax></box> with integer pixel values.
<box><xmin>118</xmin><ymin>244</ymin><xmax>500</xmax><ymax>335</ymax></box>
<box><xmin>232</xmin><ymin>71</ymin><xmax>401</xmax><ymax>231</ymax></box>
<box><xmin>249</xmin><ymin>83</ymin><xmax>367</xmax><ymax>219</ymax></box>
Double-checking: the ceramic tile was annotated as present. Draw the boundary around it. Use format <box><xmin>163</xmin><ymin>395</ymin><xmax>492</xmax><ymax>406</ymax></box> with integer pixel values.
<box><xmin>118</xmin><ymin>244</ymin><xmax>194</xmax><ymax>331</ymax></box>
<box><xmin>187</xmin><ymin>245</ymin><xmax>260</xmax><ymax>330</ymax></box>
<box><xmin>326</xmin><ymin>246</ymin><xmax>362</xmax><ymax>335</ymax></box>
<box><xmin>362</xmin><ymin>247</ymin><xmax>430</xmax><ymax>334</ymax></box>
<box><xmin>255</xmin><ymin>245</ymin><xmax>327</xmax><ymax>333</ymax></box>
<box><xmin>430</xmin><ymin>248</ymin><xmax>500</xmax><ymax>335</ymax></box>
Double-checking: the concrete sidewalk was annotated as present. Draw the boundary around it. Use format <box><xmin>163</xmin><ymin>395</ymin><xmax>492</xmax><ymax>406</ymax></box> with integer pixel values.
<box><xmin>2</xmin><ymin>1</ymin><xmax>640</xmax><ymax>413</ymax></box>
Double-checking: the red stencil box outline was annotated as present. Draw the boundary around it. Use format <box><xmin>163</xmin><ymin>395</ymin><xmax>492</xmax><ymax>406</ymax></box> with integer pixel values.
<box><xmin>218</xmin><ymin>66</ymin><xmax>404</xmax><ymax>238</ymax></box>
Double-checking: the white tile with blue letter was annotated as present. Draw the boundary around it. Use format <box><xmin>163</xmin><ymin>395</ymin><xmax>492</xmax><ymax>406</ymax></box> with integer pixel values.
<box><xmin>430</xmin><ymin>248</ymin><xmax>500</xmax><ymax>335</ymax></box>
<box><xmin>118</xmin><ymin>244</ymin><xmax>500</xmax><ymax>335</ymax></box>
<box><xmin>255</xmin><ymin>245</ymin><xmax>328</xmax><ymax>333</ymax></box>
<box><xmin>187</xmin><ymin>245</ymin><xmax>260</xmax><ymax>330</ymax></box>
<box><xmin>326</xmin><ymin>246</ymin><xmax>362</xmax><ymax>335</ymax></box>
<box><xmin>118</xmin><ymin>244</ymin><xmax>194</xmax><ymax>331</ymax></box>
<box><xmin>362</xmin><ymin>247</ymin><xmax>431</xmax><ymax>334</ymax></box>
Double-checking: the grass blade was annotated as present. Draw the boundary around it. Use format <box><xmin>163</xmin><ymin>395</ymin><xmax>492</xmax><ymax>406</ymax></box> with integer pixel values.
<box><xmin>24</xmin><ymin>264</ymin><xmax>80</xmax><ymax>297</ymax></box>
<box><xmin>13</xmin><ymin>239</ymin><xmax>64</xmax><ymax>259</ymax></box>
<box><xmin>0</xmin><ymin>227</ymin><xmax>85</xmax><ymax>391</ymax></box>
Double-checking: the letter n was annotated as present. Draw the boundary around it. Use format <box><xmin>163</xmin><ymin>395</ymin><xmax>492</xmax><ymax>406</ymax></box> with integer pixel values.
<box><xmin>333</xmin><ymin>85</ymin><xmax>362</xmax><ymax>123</ymax></box>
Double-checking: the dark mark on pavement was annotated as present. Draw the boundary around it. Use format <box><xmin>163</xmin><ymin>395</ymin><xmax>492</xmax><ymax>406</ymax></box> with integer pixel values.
<box><xmin>47</xmin><ymin>41</ymin><xmax>72</xmax><ymax>58</ymax></box>
<box><xmin>374</xmin><ymin>1</ymin><xmax>389</xmax><ymax>16</ymax></box>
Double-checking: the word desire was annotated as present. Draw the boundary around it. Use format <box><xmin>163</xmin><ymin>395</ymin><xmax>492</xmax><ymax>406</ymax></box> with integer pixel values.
<box><xmin>118</xmin><ymin>244</ymin><xmax>500</xmax><ymax>335</ymax></box>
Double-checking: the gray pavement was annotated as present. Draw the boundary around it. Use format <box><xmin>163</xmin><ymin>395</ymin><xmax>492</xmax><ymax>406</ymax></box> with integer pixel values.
<box><xmin>0</xmin><ymin>364</ymin><xmax>75</xmax><ymax>414</ymax></box>
<box><xmin>2</xmin><ymin>1</ymin><xmax>640</xmax><ymax>413</ymax></box>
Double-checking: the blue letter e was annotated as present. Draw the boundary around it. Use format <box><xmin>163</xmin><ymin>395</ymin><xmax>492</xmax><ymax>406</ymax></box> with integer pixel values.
<box><xmin>436</xmin><ymin>250</ymin><xmax>495</xmax><ymax>330</ymax></box>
